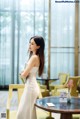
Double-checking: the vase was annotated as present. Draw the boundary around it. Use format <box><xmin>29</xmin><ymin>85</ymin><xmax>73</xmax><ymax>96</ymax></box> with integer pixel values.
<box><xmin>67</xmin><ymin>89</ymin><xmax>71</xmax><ymax>104</ymax></box>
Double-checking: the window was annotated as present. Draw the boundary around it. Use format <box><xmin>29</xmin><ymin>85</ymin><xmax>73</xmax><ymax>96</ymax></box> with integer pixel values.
<box><xmin>0</xmin><ymin>0</ymin><xmax>48</xmax><ymax>85</ymax></box>
<box><xmin>50</xmin><ymin>1</ymin><xmax>75</xmax><ymax>78</ymax></box>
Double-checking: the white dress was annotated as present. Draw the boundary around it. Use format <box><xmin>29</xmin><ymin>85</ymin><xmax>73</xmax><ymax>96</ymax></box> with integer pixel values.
<box><xmin>16</xmin><ymin>67</ymin><xmax>40</xmax><ymax>119</ymax></box>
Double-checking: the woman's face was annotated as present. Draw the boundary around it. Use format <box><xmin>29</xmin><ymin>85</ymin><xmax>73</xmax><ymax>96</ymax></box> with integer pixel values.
<box><xmin>29</xmin><ymin>38</ymin><xmax>39</xmax><ymax>53</ymax></box>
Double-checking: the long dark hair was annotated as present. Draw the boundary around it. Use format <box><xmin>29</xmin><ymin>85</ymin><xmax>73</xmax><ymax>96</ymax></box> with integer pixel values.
<box><xmin>29</xmin><ymin>36</ymin><xmax>45</xmax><ymax>76</ymax></box>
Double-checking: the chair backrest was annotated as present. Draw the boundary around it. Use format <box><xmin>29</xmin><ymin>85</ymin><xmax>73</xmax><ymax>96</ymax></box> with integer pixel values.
<box><xmin>37</xmin><ymin>82</ymin><xmax>50</xmax><ymax>98</ymax></box>
<box><xmin>69</xmin><ymin>76</ymin><xmax>80</xmax><ymax>96</ymax></box>
<box><xmin>58</xmin><ymin>73</ymin><xmax>70</xmax><ymax>85</ymax></box>
<box><xmin>8</xmin><ymin>84</ymin><xmax>24</xmax><ymax>104</ymax></box>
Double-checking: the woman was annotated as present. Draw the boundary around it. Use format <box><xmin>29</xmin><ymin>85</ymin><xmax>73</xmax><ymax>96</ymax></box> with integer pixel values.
<box><xmin>16</xmin><ymin>36</ymin><xmax>45</xmax><ymax>119</ymax></box>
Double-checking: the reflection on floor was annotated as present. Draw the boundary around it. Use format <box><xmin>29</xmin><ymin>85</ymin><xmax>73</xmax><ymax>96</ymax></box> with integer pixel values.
<box><xmin>0</xmin><ymin>91</ymin><xmax>8</xmax><ymax>113</ymax></box>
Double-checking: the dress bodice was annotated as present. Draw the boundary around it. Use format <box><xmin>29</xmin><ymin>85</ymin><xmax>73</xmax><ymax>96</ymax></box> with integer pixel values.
<box><xmin>26</xmin><ymin>66</ymin><xmax>38</xmax><ymax>87</ymax></box>
<box><xmin>25</xmin><ymin>67</ymin><xmax>39</xmax><ymax>84</ymax></box>
<box><xmin>29</xmin><ymin>67</ymin><xmax>38</xmax><ymax>77</ymax></box>
<box><xmin>30</xmin><ymin>67</ymin><xmax>38</xmax><ymax>74</ymax></box>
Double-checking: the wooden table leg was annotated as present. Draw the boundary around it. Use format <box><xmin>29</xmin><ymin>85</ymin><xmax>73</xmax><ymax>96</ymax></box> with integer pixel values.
<box><xmin>45</xmin><ymin>79</ymin><xmax>50</xmax><ymax>90</ymax></box>
<box><xmin>46</xmin><ymin>112</ymin><xmax>54</xmax><ymax>119</ymax></box>
<box><xmin>46</xmin><ymin>117</ymin><xmax>54</xmax><ymax>119</ymax></box>
<box><xmin>60</xmin><ymin>113</ymin><xmax>72</xmax><ymax>119</ymax></box>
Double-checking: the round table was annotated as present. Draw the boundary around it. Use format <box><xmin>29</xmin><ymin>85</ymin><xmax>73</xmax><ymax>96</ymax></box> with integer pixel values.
<box><xmin>35</xmin><ymin>96</ymin><xmax>80</xmax><ymax>119</ymax></box>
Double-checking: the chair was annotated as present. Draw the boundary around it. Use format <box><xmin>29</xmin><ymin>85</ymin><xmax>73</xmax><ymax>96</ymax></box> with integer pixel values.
<box><xmin>6</xmin><ymin>84</ymin><xmax>50</xmax><ymax>119</ymax></box>
<box><xmin>68</xmin><ymin>76</ymin><xmax>80</xmax><ymax>97</ymax></box>
<box><xmin>51</xmin><ymin>76</ymin><xmax>80</xmax><ymax>97</ymax></box>
<box><xmin>69</xmin><ymin>76</ymin><xmax>80</xmax><ymax>119</ymax></box>
<box><xmin>37</xmin><ymin>81</ymin><xmax>50</xmax><ymax>97</ymax></box>
<box><xmin>50</xmin><ymin>73</ymin><xmax>69</xmax><ymax>88</ymax></box>
<box><xmin>50</xmin><ymin>73</ymin><xmax>70</xmax><ymax>96</ymax></box>
<box><xmin>6</xmin><ymin>84</ymin><xmax>25</xmax><ymax>119</ymax></box>
<box><xmin>73</xmin><ymin>114</ymin><xmax>80</xmax><ymax>119</ymax></box>
<box><xmin>58</xmin><ymin>73</ymin><xmax>70</xmax><ymax>85</ymax></box>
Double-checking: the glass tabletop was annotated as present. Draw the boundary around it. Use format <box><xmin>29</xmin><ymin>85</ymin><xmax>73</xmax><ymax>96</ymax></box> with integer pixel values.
<box><xmin>35</xmin><ymin>96</ymin><xmax>80</xmax><ymax>113</ymax></box>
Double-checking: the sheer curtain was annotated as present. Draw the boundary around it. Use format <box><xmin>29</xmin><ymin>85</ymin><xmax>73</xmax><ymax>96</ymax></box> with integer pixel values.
<box><xmin>79</xmin><ymin>4</ymin><xmax>80</xmax><ymax>75</ymax></box>
<box><xmin>50</xmin><ymin>1</ymin><xmax>75</xmax><ymax>78</ymax></box>
<box><xmin>0</xmin><ymin>0</ymin><xmax>48</xmax><ymax>86</ymax></box>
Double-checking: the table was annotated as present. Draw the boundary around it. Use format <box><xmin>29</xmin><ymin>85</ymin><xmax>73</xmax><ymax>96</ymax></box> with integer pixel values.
<box><xmin>37</xmin><ymin>78</ymin><xmax>58</xmax><ymax>90</ymax></box>
<box><xmin>35</xmin><ymin>96</ymin><xmax>80</xmax><ymax>119</ymax></box>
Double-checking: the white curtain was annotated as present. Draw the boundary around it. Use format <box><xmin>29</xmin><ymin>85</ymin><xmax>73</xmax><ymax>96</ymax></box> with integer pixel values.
<box><xmin>79</xmin><ymin>4</ymin><xmax>80</xmax><ymax>75</ymax></box>
<box><xmin>50</xmin><ymin>0</ymin><xmax>75</xmax><ymax>78</ymax></box>
<box><xmin>0</xmin><ymin>0</ymin><xmax>48</xmax><ymax>85</ymax></box>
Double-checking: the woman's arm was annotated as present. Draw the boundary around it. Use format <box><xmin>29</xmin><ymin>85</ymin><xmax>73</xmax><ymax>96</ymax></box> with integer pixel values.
<box><xmin>20</xmin><ymin>55</ymin><xmax>37</xmax><ymax>79</ymax></box>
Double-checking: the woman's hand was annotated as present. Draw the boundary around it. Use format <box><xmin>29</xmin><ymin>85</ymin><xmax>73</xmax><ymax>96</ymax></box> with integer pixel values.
<box><xmin>19</xmin><ymin>74</ymin><xmax>26</xmax><ymax>84</ymax></box>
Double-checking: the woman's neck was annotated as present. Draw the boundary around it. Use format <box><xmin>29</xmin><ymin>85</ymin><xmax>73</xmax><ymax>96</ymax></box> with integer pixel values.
<box><xmin>32</xmin><ymin>52</ymin><xmax>36</xmax><ymax>55</ymax></box>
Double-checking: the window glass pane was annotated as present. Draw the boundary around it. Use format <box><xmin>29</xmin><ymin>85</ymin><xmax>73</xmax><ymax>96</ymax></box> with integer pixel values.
<box><xmin>51</xmin><ymin>2</ymin><xmax>75</xmax><ymax>47</ymax></box>
<box><xmin>0</xmin><ymin>0</ymin><xmax>11</xmax><ymax>10</ymax></box>
<box><xmin>0</xmin><ymin>12</ymin><xmax>12</xmax><ymax>85</ymax></box>
<box><xmin>50</xmin><ymin>48</ymin><xmax>74</xmax><ymax>78</ymax></box>
<box><xmin>20</xmin><ymin>0</ymin><xmax>34</xmax><ymax>11</ymax></box>
<box><xmin>50</xmin><ymin>1</ymin><xmax>75</xmax><ymax>78</ymax></box>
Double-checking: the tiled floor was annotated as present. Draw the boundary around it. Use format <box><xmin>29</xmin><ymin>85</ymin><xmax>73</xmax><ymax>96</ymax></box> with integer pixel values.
<box><xmin>0</xmin><ymin>91</ymin><xmax>8</xmax><ymax>113</ymax></box>
<box><xmin>0</xmin><ymin>91</ymin><xmax>18</xmax><ymax>119</ymax></box>
<box><xmin>0</xmin><ymin>91</ymin><xmax>8</xmax><ymax>119</ymax></box>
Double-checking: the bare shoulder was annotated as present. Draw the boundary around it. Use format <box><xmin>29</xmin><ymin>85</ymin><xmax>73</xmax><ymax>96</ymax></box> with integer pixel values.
<box><xmin>28</xmin><ymin>55</ymin><xmax>39</xmax><ymax>64</ymax></box>
<box><xmin>27</xmin><ymin>55</ymin><xmax>38</xmax><ymax>67</ymax></box>
<box><xmin>31</xmin><ymin>55</ymin><xmax>39</xmax><ymax>60</ymax></box>
<box><xmin>30</xmin><ymin>55</ymin><xmax>39</xmax><ymax>66</ymax></box>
